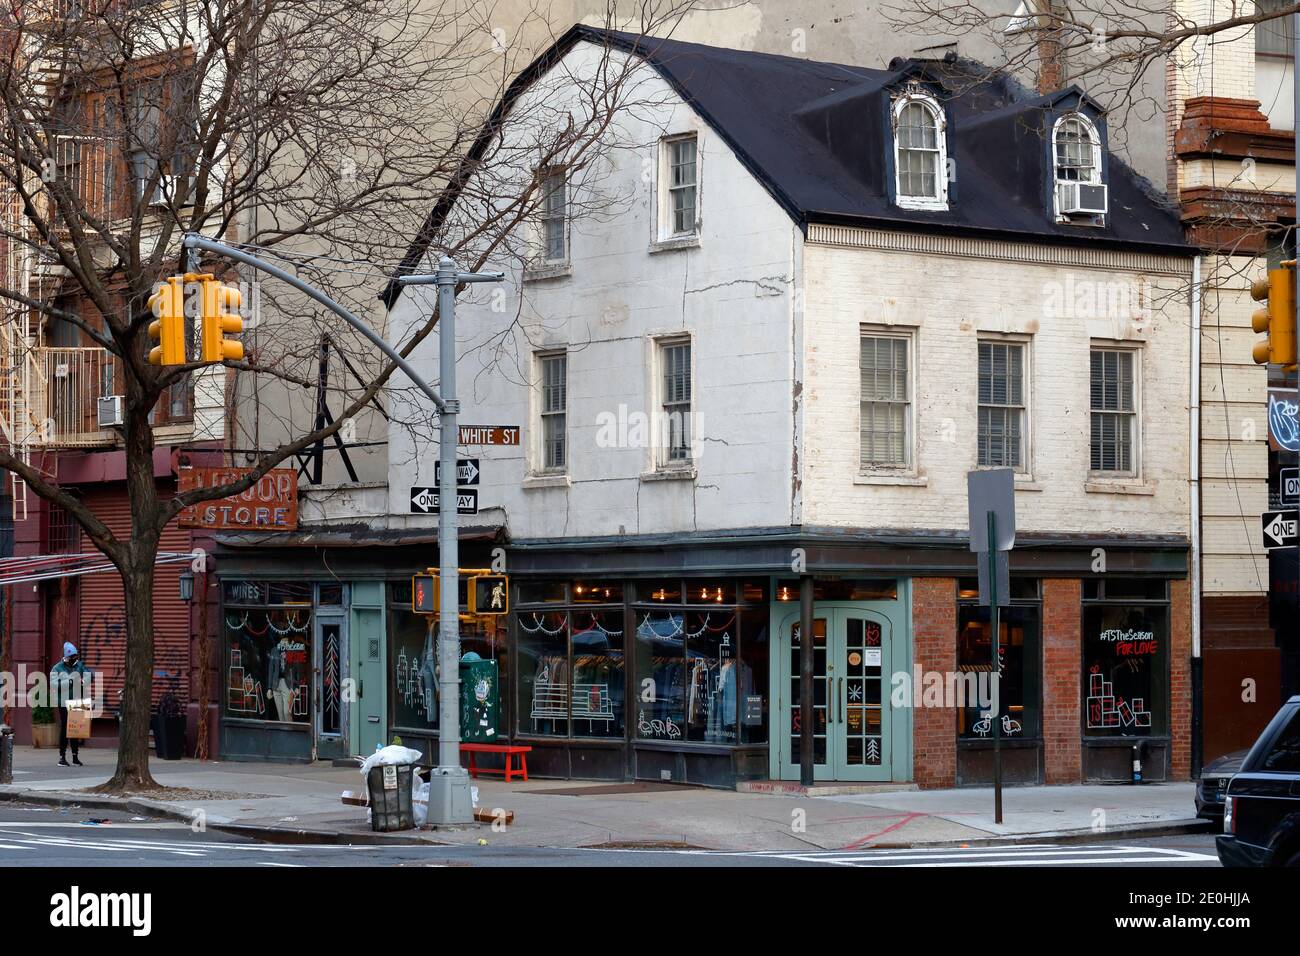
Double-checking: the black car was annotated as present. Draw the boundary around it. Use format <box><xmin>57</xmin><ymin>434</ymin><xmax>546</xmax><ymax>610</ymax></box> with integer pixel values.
<box><xmin>1217</xmin><ymin>695</ymin><xmax>1300</xmax><ymax>867</ymax></box>
<box><xmin>1196</xmin><ymin>749</ymin><xmax>1248</xmax><ymax>820</ymax></box>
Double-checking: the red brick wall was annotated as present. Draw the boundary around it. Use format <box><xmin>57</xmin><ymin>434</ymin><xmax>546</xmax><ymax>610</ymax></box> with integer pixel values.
<box><xmin>1170</xmin><ymin>578</ymin><xmax>1192</xmax><ymax>780</ymax></box>
<box><xmin>1043</xmin><ymin>579</ymin><xmax>1082</xmax><ymax>784</ymax></box>
<box><xmin>912</xmin><ymin>577</ymin><xmax>956</xmax><ymax>789</ymax></box>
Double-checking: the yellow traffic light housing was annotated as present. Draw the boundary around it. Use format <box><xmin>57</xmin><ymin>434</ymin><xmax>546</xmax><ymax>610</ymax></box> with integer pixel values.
<box><xmin>469</xmin><ymin>575</ymin><xmax>509</xmax><ymax>615</ymax></box>
<box><xmin>1250</xmin><ymin>262</ymin><xmax>1298</xmax><ymax>370</ymax></box>
<box><xmin>201</xmin><ymin>278</ymin><xmax>244</xmax><ymax>363</ymax></box>
<box><xmin>146</xmin><ymin>277</ymin><xmax>186</xmax><ymax>366</ymax></box>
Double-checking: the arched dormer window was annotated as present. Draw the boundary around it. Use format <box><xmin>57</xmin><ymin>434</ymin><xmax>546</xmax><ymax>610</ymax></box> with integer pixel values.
<box><xmin>892</xmin><ymin>93</ymin><xmax>948</xmax><ymax>210</ymax></box>
<box><xmin>1053</xmin><ymin>113</ymin><xmax>1101</xmax><ymax>183</ymax></box>
<box><xmin>1052</xmin><ymin>113</ymin><xmax>1107</xmax><ymax>222</ymax></box>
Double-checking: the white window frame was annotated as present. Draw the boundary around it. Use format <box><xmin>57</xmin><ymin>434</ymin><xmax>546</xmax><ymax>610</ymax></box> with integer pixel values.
<box><xmin>1052</xmin><ymin>113</ymin><xmax>1104</xmax><ymax>222</ymax></box>
<box><xmin>535</xmin><ymin>350</ymin><xmax>567</xmax><ymax>475</ymax></box>
<box><xmin>976</xmin><ymin>337</ymin><xmax>1031</xmax><ymax>474</ymax></box>
<box><xmin>1088</xmin><ymin>344</ymin><xmax>1141</xmax><ymax>478</ymax></box>
<box><xmin>537</xmin><ymin>167</ymin><xmax>568</xmax><ymax>265</ymax></box>
<box><xmin>892</xmin><ymin>93</ymin><xmax>949</xmax><ymax>211</ymax></box>
<box><xmin>657</xmin><ymin>133</ymin><xmax>699</xmax><ymax>242</ymax></box>
<box><xmin>654</xmin><ymin>335</ymin><xmax>693</xmax><ymax>469</ymax></box>
<box><xmin>858</xmin><ymin>328</ymin><xmax>915</xmax><ymax>472</ymax></box>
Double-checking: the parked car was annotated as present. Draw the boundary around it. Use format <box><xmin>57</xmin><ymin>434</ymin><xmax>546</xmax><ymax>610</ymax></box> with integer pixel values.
<box><xmin>1196</xmin><ymin>749</ymin><xmax>1248</xmax><ymax>820</ymax></box>
<box><xmin>1217</xmin><ymin>696</ymin><xmax>1300</xmax><ymax>867</ymax></box>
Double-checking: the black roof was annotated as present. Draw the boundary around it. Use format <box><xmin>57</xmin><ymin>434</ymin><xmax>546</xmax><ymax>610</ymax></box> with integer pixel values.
<box><xmin>385</xmin><ymin>26</ymin><xmax>1188</xmax><ymax>305</ymax></box>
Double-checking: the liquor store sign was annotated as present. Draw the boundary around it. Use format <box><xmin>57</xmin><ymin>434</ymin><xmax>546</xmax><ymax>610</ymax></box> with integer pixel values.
<box><xmin>178</xmin><ymin>467</ymin><xmax>299</xmax><ymax>530</ymax></box>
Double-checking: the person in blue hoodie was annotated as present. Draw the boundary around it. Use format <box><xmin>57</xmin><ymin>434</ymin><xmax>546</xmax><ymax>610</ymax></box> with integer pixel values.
<box><xmin>50</xmin><ymin>643</ymin><xmax>92</xmax><ymax>767</ymax></box>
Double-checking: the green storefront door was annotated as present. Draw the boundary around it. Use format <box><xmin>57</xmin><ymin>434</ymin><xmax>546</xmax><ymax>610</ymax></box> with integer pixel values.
<box><xmin>773</xmin><ymin>601</ymin><xmax>910</xmax><ymax>782</ymax></box>
<box><xmin>350</xmin><ymin>583</ymin><xmax>387</xmax><ymax>756</ymax></box>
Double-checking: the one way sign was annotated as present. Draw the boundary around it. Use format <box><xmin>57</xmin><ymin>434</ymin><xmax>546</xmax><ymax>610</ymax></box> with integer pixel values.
<box><xmin>1261</xmin><ymin>509</ymin><xmax>1299</xmax><ymax>550</ymax></box>
<box><xmin>434</xmin><ymin>459</ymin><xmax>480</xmax><ymax>486</ymax></box>
<box><xmin>410</xmin><ymin>487</ymin><xmax>478</xmax><ymax>515</ymax></box>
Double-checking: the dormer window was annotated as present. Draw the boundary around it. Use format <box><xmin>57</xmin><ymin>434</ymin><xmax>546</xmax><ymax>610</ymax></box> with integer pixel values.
<box><xmin>1052</xmin><ymin>113</ymin><xmax>1107</xmax><ymax>223</ymax></box>
<box><xmin>892</xmin><ymin>93</ymin><xmax>948</xmax><ymax>211</ymax></box>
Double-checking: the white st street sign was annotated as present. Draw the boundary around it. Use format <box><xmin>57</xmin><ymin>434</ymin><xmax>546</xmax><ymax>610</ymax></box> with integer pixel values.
<box><xmin>1261</xmin><ymin>509</ymin><xmax>1299</xmax><ymax>550</ymax></box>
<box><xmin>434</xmin><ymin>458</ymin><xmax>480</xmax><ymax>486</ymax></box>
<box><xmin>410</xmin><ymin>487</ymin><xmax>479</xmax><ymax>515</ymax></box>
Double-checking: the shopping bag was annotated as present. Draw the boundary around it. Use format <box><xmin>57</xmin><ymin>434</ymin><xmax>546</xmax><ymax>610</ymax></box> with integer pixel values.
<box><xmin>65</xmin><ymin>706</ymin><xmax>92</xmax><ymax>740</ymax></box>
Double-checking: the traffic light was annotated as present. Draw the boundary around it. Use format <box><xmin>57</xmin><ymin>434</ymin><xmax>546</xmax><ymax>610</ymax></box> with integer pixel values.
<box><xmin>1250</xmin><ymin>262</ymin><xmax>1298</xmax><ymax>370</ymax></box>
<box><xmin>146</xmin><ymin>276</ymin><xmax>186</xmax><ymax>366</ymax></box>
<box><xmin>201</xmin><ymin>278</ymin><xmax>244</xmax><ymax>363</ymax></box>
<box><xmin>468</xmin><ymin>575</ymin><xmax>509</xmax><ymax>615</ymax></box>
<box><xmin>412</xmin><ymin>573</ymin><xmax>438</xmax><ymax>614</ymax></box>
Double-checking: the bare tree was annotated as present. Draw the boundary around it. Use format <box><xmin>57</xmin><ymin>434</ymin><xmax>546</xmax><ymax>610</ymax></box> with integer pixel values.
<box><xmin>0</xmin><ymin>0</ymin><xmax>696</xmax><ymax>791</ymax></box>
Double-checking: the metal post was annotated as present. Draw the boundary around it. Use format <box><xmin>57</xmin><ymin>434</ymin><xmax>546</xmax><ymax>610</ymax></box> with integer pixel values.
<box><xmin>799</xmin><ymin>576</ymin><xmax>814</xmax><ymax>787</ymax></box>
<box><xmin>988</xmin><ymin>511</ymin><xmax>1003</xmax><ymax>825</ymax></box>
<box><xmin>426</xmin><ymin>255</ymin><xmax>472</xmax><ymax>825</ymax></box>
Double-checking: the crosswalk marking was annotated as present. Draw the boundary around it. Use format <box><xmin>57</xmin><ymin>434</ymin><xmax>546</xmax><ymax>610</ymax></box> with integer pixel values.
<box><xmin>697</xmin><ymin>843</ymin><xmax>1218</xmax><ymax>867</ymax></box>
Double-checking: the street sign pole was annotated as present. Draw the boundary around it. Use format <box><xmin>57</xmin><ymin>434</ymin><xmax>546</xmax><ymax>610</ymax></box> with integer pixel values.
<box><xmin>398</xmin><ymin>257</ymin><xmax>503</xmax><ymax>826</ymax></box>
<box><xmin>988</xmin><ymin>510</ymin><xmax>1003</xmax><ymax>825</ymax></box>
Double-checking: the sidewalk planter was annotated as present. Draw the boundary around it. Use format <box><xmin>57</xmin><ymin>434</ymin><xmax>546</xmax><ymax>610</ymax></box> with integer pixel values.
<box><xmin>366</xmin><ymin>764</ymin><xmax>415</xmax><ymax>831</ymax></box>
<box><xmin>31</xmin><ymin>707</ymin><xmax>58</xmax><ymax>749</ymax></box>
<box><xmin>153</xmin><ymin>715</ymin><xmax>187</xmax><ymax>760</ymax></box>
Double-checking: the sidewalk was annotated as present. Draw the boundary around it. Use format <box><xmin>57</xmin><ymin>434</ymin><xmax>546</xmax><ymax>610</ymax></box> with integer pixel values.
<box><xmin>0</xmin><ymin>746</ymin><xmax>1210</xmax><ymax>851</ymax></box>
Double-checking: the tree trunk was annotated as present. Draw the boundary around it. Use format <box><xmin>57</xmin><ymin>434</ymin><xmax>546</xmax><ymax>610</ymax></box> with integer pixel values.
<box><xmin>95</xmin><ymin>374</ymin><xmax>162</xmax><ymax>793</ymax></box>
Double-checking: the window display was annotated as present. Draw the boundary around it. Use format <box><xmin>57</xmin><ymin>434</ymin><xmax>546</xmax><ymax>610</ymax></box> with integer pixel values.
<box><xmin>1083</xmin><ymin>603</ymin><xmax>1168</xmax><ymax>736</ymax></box>
<box><xmin>223</xmin><ymin>583</ymin><xmax>313</xmax><ymax>725</ymax></box>
<box><xmin>516</xmin><ymin>607</ymin><xmax>625</xmax><ymax>739</ymax></box>
<box><xmin>956</xmin><ymin>602</ymin><xmax>1040</xmax><ymax>739</ymax></box>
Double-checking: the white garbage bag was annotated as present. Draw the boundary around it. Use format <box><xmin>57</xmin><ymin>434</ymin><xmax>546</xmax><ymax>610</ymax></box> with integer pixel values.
<box><xmin>359</xmin><ymin>745</ymin><xmax>423</xmax><ymax>777</ymax></box>
<box><xmin>413</xmin><ymin>780</ymin><xmax>431</xmax><ymax>828</ymax></box>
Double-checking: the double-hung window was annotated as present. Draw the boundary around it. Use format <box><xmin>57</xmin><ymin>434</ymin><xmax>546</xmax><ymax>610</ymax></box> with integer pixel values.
<box><xmin>893</xmin><ymin>94</ymin><xmax>948</xmax><ymax>210</ymax></box>
<box><xmin>1090</xmin><ymin>348</ymin><xmax>1136</xmax><ymax>474</ymax></box>
<box><xmin>539</xmin><ymin>352</ymin><xmax>567</xmax><ymax>472</ymax></box>
<box><xmin>660</xmin><ymin>339</ymin><xmax>692</xmax><ymax>464</ymax></box>
<box><xmin>860</xmin><ymin>334</ymin><xmax>910</xmax><ymax>468</ymax></box>
<box><xmin>664</xmin><ymin>136</ymin><xmax>698</xmax><ymax>237</ymax></box>
<box><xmin>539</xmin><ymin>168</ymin><xmax>567</xmax><ymax>263</ymax></box>
<box><xmin>977</xmin><ymin>341</ymin><xmax>1027</xmax><ymax>469</ymax></box>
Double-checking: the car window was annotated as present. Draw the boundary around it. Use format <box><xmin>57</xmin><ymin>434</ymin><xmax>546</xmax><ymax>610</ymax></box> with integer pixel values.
<box><xmin>1261</xmin><ymin>708</ymin><xmax>1300</xmax><ymax>772</ymax></box>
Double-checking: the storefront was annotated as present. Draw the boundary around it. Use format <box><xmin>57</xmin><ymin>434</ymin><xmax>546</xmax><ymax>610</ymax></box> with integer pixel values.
<box><xmin>213</xmin><ymin>531</ymin><xmax>1191</xmax><ymax>788</ymax></box>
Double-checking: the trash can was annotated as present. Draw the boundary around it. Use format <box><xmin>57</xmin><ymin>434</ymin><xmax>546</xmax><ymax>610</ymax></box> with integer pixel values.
<box><xmin>366</xmin><ymin>763</ymin><xmax>415</xmax><ymax>832</ymax></box>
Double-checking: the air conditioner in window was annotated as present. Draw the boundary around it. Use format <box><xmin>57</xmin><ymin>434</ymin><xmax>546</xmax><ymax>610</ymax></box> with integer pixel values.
<box><xmin>97</xmin><ymin>395</ymin><xmax>125</xmax><ymax>428</ymax></box>
<box><xmin>1058</xmin><ymin>181</ymin><xmax>1108</xmax><ymax>216</ymax></box>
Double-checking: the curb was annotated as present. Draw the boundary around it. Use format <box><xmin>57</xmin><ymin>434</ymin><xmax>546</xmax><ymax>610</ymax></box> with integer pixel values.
<box><xmin>0</xmin><ymin>786</ymin><xmax>464</xmax><ymax>847</ymax></box>
<box><xmin>866</xmin><ymin>817</ymin><xmax>1216</xmax><ymax>850</ymax></box>
<box><xmin>0</xmin><ymin>786</ymin><xmax>201</xmax><ymax>826</ymax></box>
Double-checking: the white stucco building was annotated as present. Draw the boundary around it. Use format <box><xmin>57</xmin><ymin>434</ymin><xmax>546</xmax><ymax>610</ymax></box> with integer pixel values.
<box><xmin>379</xmin><ymin>29</ymin><xmax>1197</xmax><ymax>788</ymax></box>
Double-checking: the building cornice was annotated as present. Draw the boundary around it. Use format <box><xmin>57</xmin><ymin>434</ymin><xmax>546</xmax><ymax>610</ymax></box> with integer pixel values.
<box><xmin>805</xmin><ymin>223</ymin><xmax>1192</xmax><ymax>276</ymax></box>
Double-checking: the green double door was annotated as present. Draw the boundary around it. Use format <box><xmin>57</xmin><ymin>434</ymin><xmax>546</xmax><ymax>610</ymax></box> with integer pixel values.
<box><xmin>774</xmin><ymin>605</ymin><xmax>908</xmax><ymax>782</ymax></box>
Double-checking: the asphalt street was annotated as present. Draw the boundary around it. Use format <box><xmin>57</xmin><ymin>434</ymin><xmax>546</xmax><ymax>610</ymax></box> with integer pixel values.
<box><xmin>0</xmin><ymin>803</ymin><xmax>1222</xmax><ymax>867</ymax></box>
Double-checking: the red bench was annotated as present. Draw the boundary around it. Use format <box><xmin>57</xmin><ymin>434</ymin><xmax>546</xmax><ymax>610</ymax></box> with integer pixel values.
<box><xmin>460</xmin><ymin>743</ymin><xmax>531</xmax><ymax>782</ymax></box>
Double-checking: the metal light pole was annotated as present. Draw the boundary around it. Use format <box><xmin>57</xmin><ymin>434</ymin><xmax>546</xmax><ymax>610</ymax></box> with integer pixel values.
<box><xmin>181</xmin><ymin>234</ymin><xmax>502</xmax><ymax>826</ymax></box>
<box><xmin>397</xmin><ymin>257</ymin><xmax>503</xmax><ymax>826</ymax></box>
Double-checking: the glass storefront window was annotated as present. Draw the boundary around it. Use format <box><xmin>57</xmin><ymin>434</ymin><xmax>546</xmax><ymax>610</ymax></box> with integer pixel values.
<box><xmin>634</xmin><ymin>605</ymin><xmax>756</xmax><ymax>744</ymax></box>
<box><xmin>570</xmin><ymin>609</ymin><xmax>625</xmax><ymax>737</ymax></box>
<box><xmin>572</xmin><ymin>582</ymin><xmax>623</xmax><ymax>604</ymax></box>
<box><xmin>956</xmin><ymin>603</ymin><xmax>1041</xmax><ymax>739</ymax></box>
<box><xmin>1082</xmin><ymin>601</ymin><xmax>1168</xmax><ymax>737</ymax></box>
<box><xmin>515</xmin><ymin>606</ymin><xmax>623</xmax><ymax>739</ymax></box>
<box><xmin>518</xmin><ymin>610</ymin><xmax>570</xmax><ymax>736</ymax></box>
<box><xmin>390</xmin><ymin>606</ymin><xmax>438</xmax><ymax>731</ymax></box>
<box><xmin>775</xmin><ymin>579</ymin><xmax>899</xmax><ymax>601</ymax></box>
<box><xmin>388</xmin><ymin>584</ymin><xmax>507</xmax><ymax>734</ymax></box>
<box><xmin>224</xmin><ymin>584</ymin><xmax>313</xmax><ymax>724</ymax></box>
<box><xmin>739</xmin><ymin>607</ymin><xmax>769</xmax><ymax>744</ymax></box>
